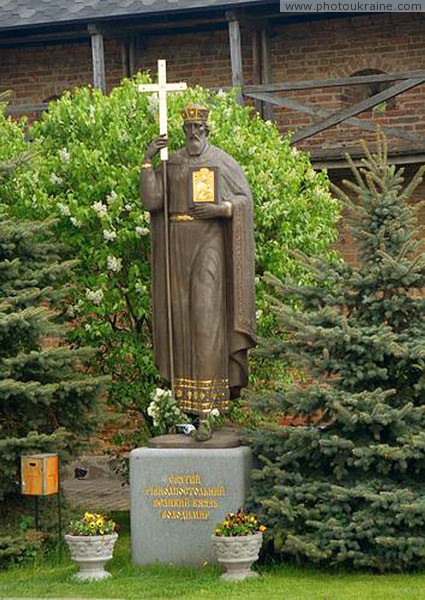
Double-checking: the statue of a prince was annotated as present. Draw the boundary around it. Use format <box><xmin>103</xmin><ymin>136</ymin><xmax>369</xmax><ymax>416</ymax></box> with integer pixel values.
<box><xmin>141</xmin><ymin>103</ymin><xmax>256</xmax><ymax>419</ymax></box>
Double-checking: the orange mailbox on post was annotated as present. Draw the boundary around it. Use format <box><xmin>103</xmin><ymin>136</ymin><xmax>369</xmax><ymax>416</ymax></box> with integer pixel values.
<box><xmin>21</xmin><ymin>453</ymin><xmax>59</xmax><ymax>496</ymax></box>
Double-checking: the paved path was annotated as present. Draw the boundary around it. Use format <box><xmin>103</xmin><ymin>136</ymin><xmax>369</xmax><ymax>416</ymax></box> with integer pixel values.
<box><xmin>62</xmin><ymin>456</ymin><xmax>130</xmax><ymax>511</ymax></box>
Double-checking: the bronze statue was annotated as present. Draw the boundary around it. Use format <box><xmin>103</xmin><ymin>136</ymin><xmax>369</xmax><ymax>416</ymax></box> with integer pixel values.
<box><xmin>141</xmin><ymin>103</ymin><xmax>256</xmax><ymax>420</ymax></box>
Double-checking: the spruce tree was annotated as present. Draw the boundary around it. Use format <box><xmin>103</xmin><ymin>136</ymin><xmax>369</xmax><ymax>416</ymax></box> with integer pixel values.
<box><xmin>0</xmin><ymin>162</ymin><xmax>103</xmax><ymax>502</ymax></box>
<box><xmin>248</xmin><ymin>136</ymin><xmax>425</xmax><ymax>571</ymax></box>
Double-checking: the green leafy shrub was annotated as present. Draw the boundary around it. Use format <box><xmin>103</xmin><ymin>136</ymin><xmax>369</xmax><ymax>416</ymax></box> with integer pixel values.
<box><xmin>0</xmin><ymin>532</ymin><xmax>45</xmax><ymax>568</ymax></box>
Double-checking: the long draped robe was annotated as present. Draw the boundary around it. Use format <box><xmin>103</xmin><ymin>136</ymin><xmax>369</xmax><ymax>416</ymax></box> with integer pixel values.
<box><xmin>141</xmin><ymin>143</ymin><xmax>256</xmax><ymax>415</ymax></box>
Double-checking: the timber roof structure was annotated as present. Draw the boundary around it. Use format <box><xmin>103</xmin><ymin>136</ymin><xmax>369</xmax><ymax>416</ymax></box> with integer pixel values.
<box><xmin>0</xmin><ymin>0</ymin><xmax>271</xmax><ymax>32</ymax></box>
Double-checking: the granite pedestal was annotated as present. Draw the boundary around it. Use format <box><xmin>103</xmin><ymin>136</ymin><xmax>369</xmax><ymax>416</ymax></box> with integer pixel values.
<box><xmin>130</xmin><ymin>438</ymin><xmax>252</xmax><ymax>566</ymax></box>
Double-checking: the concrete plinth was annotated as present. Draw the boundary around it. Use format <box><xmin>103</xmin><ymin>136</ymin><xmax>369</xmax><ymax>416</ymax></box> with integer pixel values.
<box><xmin>130</xmin><ymin>445</ymin><xmax>252</xmax><ymax>566</ymax></box>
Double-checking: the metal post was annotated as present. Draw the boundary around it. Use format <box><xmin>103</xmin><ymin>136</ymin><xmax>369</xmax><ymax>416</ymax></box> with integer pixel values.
<box><xmin>57</xmin><ymin>470</ymin><xmax>62</xmax><ymax>557</ymax></box>
<box><xmin>34</xmin><ymin>495</ymin><xmax>39</xmax><ymax>530</ymax></box>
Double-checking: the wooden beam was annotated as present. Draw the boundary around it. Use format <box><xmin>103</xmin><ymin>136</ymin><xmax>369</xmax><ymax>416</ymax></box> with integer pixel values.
<box><xmin>120</xmin><ymin>40</ymin><xmax>130</xmax><ymax>78</ymax></box>
<box><xmin>246</xmin><ymin>91</ymin><xmax>425</xmax><ymax>145</ymax></box>
<box><xmin>244</xmin><ymin>70</ymin><xmax>425</xmax><ymax>94</ymax></box>
<box><xmin>129</xmin><ymin>36</ymin><xmax>137</xmax><ymax>76</ymax></box>
<box><xmin>88</xmin><ymin>25</ymin><xmax>106</xmax><ymax>93</ymax></box>
<box><xmin>260</xmin><ymin>26</ymin><xmax>273</xmax><ymax>121</ymax></box>
<box><xmin>291</xmin><ymin>77</ymin><xmax>425</xmax><ymax>143</ymax></box>
<box><xmin>5</xmin><ymin>103</ymin><xmax>49</xmax><ymax>115</ymax></box>
<box><xmin>226</xmin><ymin>11</ymin><xmax>244</xmax><ymax>105</ymax></box>
<box><xmin>252</xmin><ymin>30</ymin><xmax>262</xmax><ymax>115</ymax></box>
<box><xmin>309</xmin><ymin>146</ymin><xmax>425</xmax><ymax>169</ymax></box>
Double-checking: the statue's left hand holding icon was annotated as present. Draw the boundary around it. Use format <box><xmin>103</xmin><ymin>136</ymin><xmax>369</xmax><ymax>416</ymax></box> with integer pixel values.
<box><xmin>190</xmin><ymin>202</ymin><xmax>232</xmax><ymax>219</ymax></box>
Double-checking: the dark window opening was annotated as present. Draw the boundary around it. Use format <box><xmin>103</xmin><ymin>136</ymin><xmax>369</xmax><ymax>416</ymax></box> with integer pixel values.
<box><xmin>341</xmin><ymin>69</ymin><xmax>396</xmax><ymax>114</ymax></box>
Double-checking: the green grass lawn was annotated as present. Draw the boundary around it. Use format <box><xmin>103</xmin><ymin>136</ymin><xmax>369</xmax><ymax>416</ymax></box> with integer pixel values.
<box><xmin>1</xmin><ymin>512</ymin><xmax>425</xmax><ymax>600</ymax></box>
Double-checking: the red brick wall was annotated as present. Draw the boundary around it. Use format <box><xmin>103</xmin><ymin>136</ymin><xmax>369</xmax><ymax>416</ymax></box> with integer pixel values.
<box><xmin>2</xmin><ymin>14</ymin><xmax>424</xmax><ymax>149</ymax></box>
<box><xmin>0</xmin><ymin>29</ymin><xmax>237</xmax><ymax>107</ymax></box>
<box><xmin>136</xmin><ymin>29</ymin><xmax>237</xmax><ymax>88</ymax></box>
<box><xmin>269</xmin><ymin>13</ymin><xmax>425</xmax><ymax>151</ymax></box>
<box><xmin>0</xmin><ymin>38</ymin><xmax>124</xmax><ymax>105</ymax></box>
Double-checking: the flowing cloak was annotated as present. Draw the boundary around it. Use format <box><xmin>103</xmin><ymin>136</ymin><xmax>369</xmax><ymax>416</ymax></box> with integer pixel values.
<box><xmin>147</xmin><ymin>143</ymin><xmax>256</xmax><ymax>414</ymax></box>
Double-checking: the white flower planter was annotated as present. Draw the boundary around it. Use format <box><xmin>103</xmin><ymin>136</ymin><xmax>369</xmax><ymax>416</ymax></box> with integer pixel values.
<box><xmin>211</xmin><ymin>532</ymin><xmax>263</xmax><ymax>581</ymax></box>
<box><xmin>64</xmin><ymin>533</ymin><xmax>118</xmax><ymax>581</ymax></box>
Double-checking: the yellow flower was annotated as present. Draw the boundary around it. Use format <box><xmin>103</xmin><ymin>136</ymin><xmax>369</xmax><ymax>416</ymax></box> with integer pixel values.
<box><xmin>96</xmin><ymin>518</ymin><xmax>104</xmax><ymax>528</ymax></box>
<box><xmin>259</xmin><ymin>525</ymin><xmax>266</xmax><ymax>532</ymax></box>
<box><xmin>89</xmin><ymin>521</ymin><xmax>96</xmax><ymax>529</ymax></box>
<box><xmin>214</xmin><ymin>529</ymin><xmax>221</xmax><ymax>535</ymax></box>
<box><xmin>84</xmin><ymin>512</ymin><xmax>94</xmax><ymax>520</ymax></box>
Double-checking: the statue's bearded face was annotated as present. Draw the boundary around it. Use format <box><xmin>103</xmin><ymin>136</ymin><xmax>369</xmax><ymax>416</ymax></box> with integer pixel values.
<box><xmin>183</xmin><ymin>121</ymin><xmax>208</xmax><ymax>156</ymax></box>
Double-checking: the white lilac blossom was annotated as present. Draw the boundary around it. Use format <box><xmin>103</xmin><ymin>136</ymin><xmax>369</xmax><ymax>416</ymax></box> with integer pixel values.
<box><xmin>50</xmin><ymin>173</ymin><xmax>63</xmax><ymax>185</ymax></box>
<box><xmin>147</xmin><ymin>388</ymin><xmax>189</xmax><ymax>432</ymax></box>
<box><xmin>118</xmin><ymin>131</ymin><xmax>130</xmax><ymax>143</ymax></box>
<box><xmin>92</xmin><ymin>201</ymin><xmax>108</xmax><ymax>218</ymax></box>
<box><xmin>148</xmin><ymin>94</ymin><xmax>159</xmax><ymax>116</ymax></box>
<box><xmin>147</xmin><ymin>401</ymin><xmax>158</xmax><ymax>419</ymax></box>
<box><xmin>57</xmin><ymin>203</ymin><xmax>71</xmax><ymax>216</ymax></box>
<box><xmin>106</xmin><ymin>190</ymin><xmax>118</xmax><ymax>205</ymax></box>
<box><xmin>136</xmin><ymin>226</ymin><xmax>149</xmax><ymax>237</ymax></box>
<box><xmin>210</xmin><ymin>408</ymin><xmax>220</xmax><ymax>417</ymax></box>
<box><xmin>59</xmin><ymin>148</ymin><xmax>70</xmax><ymax>162</ymax></box>
<box><xmin>107</xmin><ymin>255</ymin><xmax>122</xmax><ymax>272</ymax></box>
<box><xmin>85</xmin><ymin>288</ymin><xmax>104</xmax><ymax>306</ymax></box>
<box><xmin>256</xmin><ymin>309</ymin><xmax>263</xmax><ymax>320</ymax></box>
<box><xmin>139</xmin><ymin>213</ymin><xmax>150</xmax><ymax>223</ymax></box>
<box><xmin>70</xmin><ymin>217</ymin><xmax>81</xmax><ymax>228</ymax></box>
<box><xmin>103</xmin><ymin>229</ymin><xmax>117</xmax><ymax>242</ymax></box>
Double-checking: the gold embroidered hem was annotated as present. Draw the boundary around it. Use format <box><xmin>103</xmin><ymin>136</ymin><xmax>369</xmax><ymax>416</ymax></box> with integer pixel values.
<box><xmin>175</xmin><ymin>377</ymin><xmax>229</xmax><ymax>415</ymax></box>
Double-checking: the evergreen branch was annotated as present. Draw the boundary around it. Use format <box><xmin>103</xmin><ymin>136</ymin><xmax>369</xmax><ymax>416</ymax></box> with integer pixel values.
<box><xmin>399</xmin><ymin>165</ymin><xmax>425</xmax><ymax>205</ymax></box>
<box><xmin>359</xmin><ymin>138</ymin><xmax>381</xmax><ymax>175</ymax></box>
<box><xmin>345</xmin><ymin>152</ymin><xmax>366</xmax><ymax>190</ymax></box>
<box><xmin>364</xmin><ymin>171</ymin><xmax>380</xmax><ymax>200</ymax></box>
<box><xmin>0</xmin><ymin>379</ymin><xmax>60</xmax><ymax>402</ymax></box>
<box><xmin>0</xmin><ymin>152</ymin><xmax>32</xmax><ymax>178</ymax></box>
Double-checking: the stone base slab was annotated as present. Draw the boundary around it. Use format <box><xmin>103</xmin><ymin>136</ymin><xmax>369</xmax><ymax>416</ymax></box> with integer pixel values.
<box><xmin>130</xmin><ymin>446</ymin><xmax>252</xmax><ymax>566</ymax></box>
<box><xmin>147</xmin><ymin>428</ymin><xmax>240</xmax><ymax>449</ymax></box>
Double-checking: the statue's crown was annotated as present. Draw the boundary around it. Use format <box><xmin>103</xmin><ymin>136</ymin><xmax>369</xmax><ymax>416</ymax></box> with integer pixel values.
<box><xmin>181</xmin><ymin>103</ymin><xmax>209</xmax><ymax>123</ymax></box>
